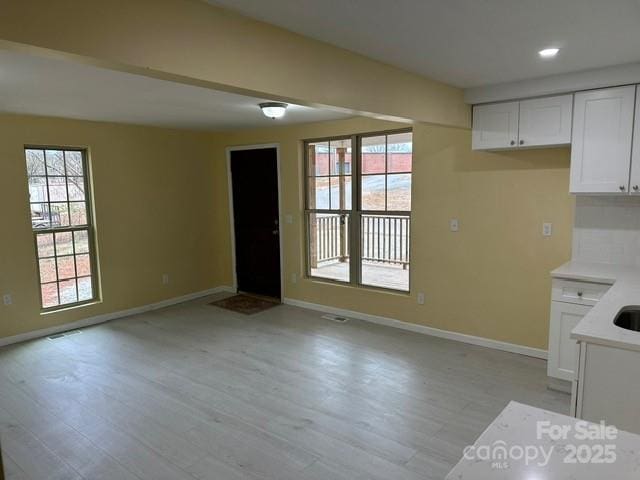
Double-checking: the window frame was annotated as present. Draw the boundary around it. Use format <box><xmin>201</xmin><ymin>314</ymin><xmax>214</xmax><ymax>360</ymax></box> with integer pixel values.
<box><xmin>25</xmin><ymin>146</ymin><xmax>100</xmax><ymax>312</ymax></box>
<box><xmin>304</xmin><ymin>128</ymin><xmax>412</xmax><ymax>292</ymax></box>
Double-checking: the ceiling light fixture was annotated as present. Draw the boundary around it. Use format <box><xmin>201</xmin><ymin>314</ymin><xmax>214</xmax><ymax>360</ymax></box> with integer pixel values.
<box><xmin>259</xmin><ymin>102</ymin><xmax>288</xmax><ymax>119</ymax></box>
<box><xmin>538</xmin><ymin>48</ymin><xmax>559</xmax><ymax>58</ymax></box>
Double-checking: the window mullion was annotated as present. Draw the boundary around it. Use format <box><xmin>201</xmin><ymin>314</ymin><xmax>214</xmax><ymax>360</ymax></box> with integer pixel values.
<box><xmin>351</xmin><ymin>134</ymin><xmax>360</xmax><ymax>287</ymax></box>
<box><xmin>384</xmin><ymin>134</ymin><xmax>388</xmax><ymax>211</ymax></box>
<box><xmin>52</xmin><ymin>231</ymin><xmax>60</xmax><ymax>308</ymax></box>
<box><xmin>43</xmin><ymin>149</ymin><xmax>52</xmax><ymax>229</ymax></box>
<box><xmin>63</xmin><ymin>150</ymin><xmax>79</xmax><ymax>302</ymax></box>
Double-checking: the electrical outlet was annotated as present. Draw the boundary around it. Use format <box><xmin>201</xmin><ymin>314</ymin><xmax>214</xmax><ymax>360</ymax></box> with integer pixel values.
<box><xmin>543</xmin><ymin>222</ymin><xmax>553</xmax><ymax>237</ymax></box>
<box><xmin>291</xmin><ymin>273</ymin><xmax>297</xmax><ymax>284</ymax></box>
<box><xmin>162</xmin><ymin>273</ymin><xmax>170</xmax><ymax>285</ymax></box>
<box><xmin>450</xmin><ymin>219</ymin><xmax>459</xmax><ymax>232</ymax></box>
<box><xmin>3</xmin><ymin>294</ymin><xmax>12</xmax><ymax>306</ymax></box>
<box><xmin>417</xmin><ymin>292</ymin><xmax>425</xmax><ymax>305</ymax></box>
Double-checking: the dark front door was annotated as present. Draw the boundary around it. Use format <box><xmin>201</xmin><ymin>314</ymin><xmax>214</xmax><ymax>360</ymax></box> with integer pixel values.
<box><xmin>230</xmin><ymin>147</ymin><xmax>281</xmax><ymax>299</ymax></box>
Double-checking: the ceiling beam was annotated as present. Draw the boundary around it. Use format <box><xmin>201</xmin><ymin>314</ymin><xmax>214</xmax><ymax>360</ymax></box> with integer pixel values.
<box><xmin>0</xmin><ymin>0</ymin><xmax>470</xmax><ymax>128</ymax></box>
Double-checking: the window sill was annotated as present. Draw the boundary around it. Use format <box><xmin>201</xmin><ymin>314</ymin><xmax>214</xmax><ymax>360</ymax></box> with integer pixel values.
<box><xmin>40</xmin><ymin>299</ymin><xmax>102</xmax><ymax>316</ymax></box>
<box><xmin>305</xmin><ymin>276</ymin><xmax>411</xmax><ymax>297</ymax></box>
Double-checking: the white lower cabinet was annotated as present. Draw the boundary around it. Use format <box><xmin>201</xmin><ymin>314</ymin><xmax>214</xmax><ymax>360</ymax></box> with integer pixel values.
<box><xmin>547</xmin><ymin>278</ymin><xmax>610</xmax><ymax>384</ymax></box>
<box><xmin>574</xmin><ymin>342</ymin><xmax>640</xmax><ymax>434</ymax></box>
<box><xmin>547</xmin><ymin>301</ymin><xmax>590</xmax><ymax>381</ymax></box>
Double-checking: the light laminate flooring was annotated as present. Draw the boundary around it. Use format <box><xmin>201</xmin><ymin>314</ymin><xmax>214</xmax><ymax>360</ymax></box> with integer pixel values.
<box><xmin>0</xmin><ymin>293</ymin><xmax>569</xmax><ymax>479</ymax></box>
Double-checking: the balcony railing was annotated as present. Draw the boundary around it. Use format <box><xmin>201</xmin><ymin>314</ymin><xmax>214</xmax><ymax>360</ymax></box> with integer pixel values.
<box><xmin>362</xmin><ymin>214</ymin><xmax>410</xmax><ymax>269</ymax></box>
<box><xmin>312</xmin><ymin>214</ymin><xmax>410</xmax><ymax>268</ymax></box>
<box><xmin>314</xmin><ymin>214</ymin><xmax>349</xmax><ymax>263</ymax></box>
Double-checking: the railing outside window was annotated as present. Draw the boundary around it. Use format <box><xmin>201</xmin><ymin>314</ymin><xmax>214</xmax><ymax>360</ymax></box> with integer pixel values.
<box><xmin>314</xmin><ymin>214</ymin><xmax>349</xmax><ymax>264</ymax></box>
<box><xmin>361</xmin><ymin>214</ymin><xmax>410</xmax><ymax>269</ymax></box>
<box><xmin>314</xmin><ymin>213</ymin><xmax>410</xmax><ymax>268</ymax></box>
<box><xmin>305</xmin><ymin>129</ymin><xmax>412</xmax><ymax>291</ymax></box>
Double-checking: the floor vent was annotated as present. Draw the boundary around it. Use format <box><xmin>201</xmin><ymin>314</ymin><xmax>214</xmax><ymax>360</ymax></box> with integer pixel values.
<box><xmin>322</xmin><ymin>314</ymin><xmax>349</xmax><ymax>323</ymax></box>
<box><xmin>48</xmin><ymin>330</ymin><xmax>82</xmax><ymax>340</ymax></box>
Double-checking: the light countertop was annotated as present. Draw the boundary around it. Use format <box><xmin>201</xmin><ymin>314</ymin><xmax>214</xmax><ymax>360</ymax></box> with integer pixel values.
<box><xmin>446</xmin><ymin>401</ymin><xmax>640</xmax><ymax>479</ymax></box>
<box><xmin>551</xmin><ymin>261</ymin><xmax>640</xmax><ymax>351</ymax></box>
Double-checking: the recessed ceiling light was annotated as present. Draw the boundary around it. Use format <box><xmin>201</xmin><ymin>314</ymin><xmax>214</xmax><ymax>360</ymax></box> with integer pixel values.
<box><xmin>259</xmin><ymin>102</ymin><xmax>288</xmax><ymax>119</ymax></box>
<box><xmin>538</xmin><ymin>48</ymin><xmax>559</xmax><ymax>58</ymax></box>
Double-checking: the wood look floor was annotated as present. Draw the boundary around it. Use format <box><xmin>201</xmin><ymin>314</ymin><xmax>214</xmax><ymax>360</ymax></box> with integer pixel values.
<box><xmin>0</xmin><ymin>294</ymin><xmax>569</xmax><ymax>480</ymax></box>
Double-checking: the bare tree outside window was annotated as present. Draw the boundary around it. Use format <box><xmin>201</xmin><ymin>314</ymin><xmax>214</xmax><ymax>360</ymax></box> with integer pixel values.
<box><xmin>25</xmin><ymin>148</ymin><xmax>98</xmax><ymax>309</ymax></box>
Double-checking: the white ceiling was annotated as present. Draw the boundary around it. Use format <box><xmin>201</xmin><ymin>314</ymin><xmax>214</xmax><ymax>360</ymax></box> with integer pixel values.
<box><xmin>0</xmin><ymin>50</ymin><xmax>351</xmax><ymax>130</ymax></box>
<box><xmin>206</xmin><ymin>0</ymin><xmax>640</xmax><ymax>88</ymax></box>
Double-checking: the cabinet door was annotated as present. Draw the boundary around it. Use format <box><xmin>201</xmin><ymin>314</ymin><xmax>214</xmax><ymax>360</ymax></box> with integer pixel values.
<box><xmin>547</xmin><ymin>301</ymin><xmax>590</xmax><ymax>381</ymax></box>
<box><xmin>472</xmin><ymin>102</ymin><xmax>519</xmax><ymax>150</ymax></box>
<box><xmin>629</xmin><ymin>86</ymin><xmax>640</xmax><ymax>194</ymax></box>
<box><xmin>580</xmin><ymin>343</ymin><xmax>640</xmax><ymax>434</ymax></box>
<box><xmin>570</xmin><ymin>86</ymin><xmax>635</xmax><ymax>194</ymax></box>
<box><xmin>519</xmin><ymin>95</ymin><xmax>572</xmax><ymax>147</ymax></box>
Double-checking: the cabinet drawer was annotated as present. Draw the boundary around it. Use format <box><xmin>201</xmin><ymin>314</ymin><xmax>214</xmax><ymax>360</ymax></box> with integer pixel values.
<box><xmin>551</xmin><ymin>279</ymin><xmax>610</xmax><ymax>306</ymax></box>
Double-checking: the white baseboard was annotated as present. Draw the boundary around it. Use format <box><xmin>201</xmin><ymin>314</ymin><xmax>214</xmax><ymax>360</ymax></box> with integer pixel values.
<box><xmin>2</xmin><ymin>287</ymin><xmax>547</xmax><ymax>360</ymax></box>
<box><xmin>0</xmin><ymin>285</ymin><xmax>235</xmax><ymax>348</ymax></box>
<box><xmin>283</xmin><ymin>297</ymin><xmax>548</xmax><ymax>360</ymax></box>
<box><xmin>547</xmin><ymin>377</ymin><xmax>572</xmax><ymax>394</ymax></box>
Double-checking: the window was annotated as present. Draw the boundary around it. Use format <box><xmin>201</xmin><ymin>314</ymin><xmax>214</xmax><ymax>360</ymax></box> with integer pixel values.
<box><xmin>306</xmin><ymin>138</ymin><xmax>352</xmax><ymax>282</ymax></box>
<box><xmin>305</xmin><ymin>130</ymin><xmax>412</xmax><ymax>291</ymax></box>
<box><xmin>25</xmin><ymin>148</ymin><xmax>98</xmax><ymax>310</ymax></box>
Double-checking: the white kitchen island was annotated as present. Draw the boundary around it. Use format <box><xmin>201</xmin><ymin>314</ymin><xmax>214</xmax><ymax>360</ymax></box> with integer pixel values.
<box><xmin>446</xmin><ymin>401</ymin><xmax>640</xmax><ymax>479</ymax></box>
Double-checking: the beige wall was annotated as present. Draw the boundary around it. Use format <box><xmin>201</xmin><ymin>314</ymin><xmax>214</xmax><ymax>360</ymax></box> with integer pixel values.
<box><xmin>0</xmin><ymin>113</ymin><xmax>573</xmax><ymax>351</ymax></box>
<box><xmin>212</xmin><ymin>117</ymin><xmax>574</xmax><ymax>350</ymax></box>
<box><xmin>0</xmin><ymin>114</ymin><xmax>227</xmax><ymax>340</ymax></box>
<box><xmin>0</xmin><ymin>0</ymin><xmax>468</xmax><ymax>128</ymax></box>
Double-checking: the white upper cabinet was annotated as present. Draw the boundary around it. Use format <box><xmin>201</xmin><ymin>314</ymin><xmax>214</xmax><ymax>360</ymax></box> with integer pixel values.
<box><xmin>472</xmin><ymin>101</ymin><xmax>519</xmax><ymax>150</ymax></box>
<box><xmin>472</xmin><ymin>85</ymin><xmax>640</xmax><ymax>195</ymax></box>
<box><xmin>629</xmin><ymin>86</ymin><xmax>640</xmax><ymax>194</ymax></box>
<box><xmin>570</xmin><ymin>86</ymin><xmax>635</xmax><ymax>194</ymax></box>
<box><xmin>519</xmin><ymin>95</ymin><xmax>573</xmax><ymax>147</ymax></box>
<box><xmin>472</xmin><ymin>96</ymin><xmax>572</xmax><ymax>150</ymax></box>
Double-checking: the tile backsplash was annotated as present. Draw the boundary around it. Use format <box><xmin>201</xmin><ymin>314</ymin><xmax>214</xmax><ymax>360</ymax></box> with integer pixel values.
<box><xmin>573</xmin><ymin>196</ymin><xmax>640</xmax><ymax>265</ymax></box>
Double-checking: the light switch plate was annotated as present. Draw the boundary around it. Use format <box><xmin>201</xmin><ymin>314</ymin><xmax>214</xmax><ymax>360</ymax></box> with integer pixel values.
<box><xmin>543</xmin><ymin>222</ymin><xmax>553</xmax><ymax>237</ymax></box>
<box><xmin>162</xmin><ymin>273</ymin><xmax>170</xmax><ymax>285</ymax></box>
<box><xmin>3</xmin><ymin>294</ymin><xmax>12</xmax><ymax>306</ymax></box>
<box><xmin>450</xmin><ymin>219</ymin><xmax>459</xmax><ymax>232</ymax></box>
<box><xmin>285</xmin><ymin>214</ymin><xmax>293</xmax><ymax>224</ymax></box>
<box><xmin>417</xmin><ymin>292</ymin><xmax>425</xmax><ymax>305</ymax></box>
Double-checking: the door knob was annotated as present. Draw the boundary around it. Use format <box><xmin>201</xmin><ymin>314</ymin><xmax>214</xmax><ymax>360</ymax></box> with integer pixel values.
<box><xmin>634</xmin><ymin>185</ymin><xmax>639</xmax><ymax>191</ymax></box>
<box><xmin>620</xmin><ymin>185</ymin><xmax>626</xmax><ymax>191</ymax></box>
<box><xmin>272</xmin><ymin>229</ymin><xmax>279</xmax><ymax>235</ymax></box>
<box><xmin>510</xmin><ymin>140</ymin><xmax>515</xmax><ymax>146</ymax></box>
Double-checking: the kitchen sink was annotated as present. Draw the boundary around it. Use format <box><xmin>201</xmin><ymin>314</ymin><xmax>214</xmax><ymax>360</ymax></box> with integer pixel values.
<box><xmin>614</xmin><ymin>307</ymin><xmax>640</xmax><ymax>332</ymax></box>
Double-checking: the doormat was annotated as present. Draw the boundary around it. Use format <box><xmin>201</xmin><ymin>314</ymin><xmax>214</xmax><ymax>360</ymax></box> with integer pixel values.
<box><xmin>210</xmin><ymin>294</ymin><xmax>280</xmax><ymax>315</ymax></box>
